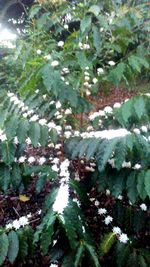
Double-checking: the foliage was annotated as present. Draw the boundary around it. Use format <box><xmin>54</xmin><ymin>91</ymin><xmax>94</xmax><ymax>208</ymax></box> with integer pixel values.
<box><xmin>0</xmin><ymin>0</ymin><xmax>149</xmax><ymax>266</ymax></box>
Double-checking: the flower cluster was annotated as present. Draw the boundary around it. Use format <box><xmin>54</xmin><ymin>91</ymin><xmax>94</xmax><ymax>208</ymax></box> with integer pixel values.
<box><xmin>92</xmin><ymin>199</ymin><xmax>129</xmax><ymax>244</ymax></box>
<box><xmin>52</xmin><ymin>159</ymin><xmax>70</xmax><ymax>214</ymax></box>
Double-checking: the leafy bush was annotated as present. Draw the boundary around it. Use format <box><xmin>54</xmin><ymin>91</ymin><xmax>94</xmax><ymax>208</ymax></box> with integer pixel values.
<box><xmin>0</xmin><ymin>0</ymin><xmax>149</xmax><ymax>266</ymax></box>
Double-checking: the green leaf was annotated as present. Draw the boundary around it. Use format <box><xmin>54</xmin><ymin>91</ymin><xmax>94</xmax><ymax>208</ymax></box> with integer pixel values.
<box><xmin>80</xmin><ymin>16</ymin><xmax>91</xmax><ymax>34</ymax></box>
<box><xmin>12</xmin><ymin>163</ymin><xmax>22</xmax><ymax>188</ymax></box>
<box><xmin>89</xmin><ymin>5</ymin><xmax>101</xmax><ymax>16</ymax></box>
<box><xmin>133</xmin><ymin>97</ymin><xmax>145</xmax><ymax>119</ymax></box>
<box><xmin>5</xmin><ymin>115</ymin><xmax>19</xmax><ymax>139</ymax></box>
<box><xmin>8</xmin><ymin>231</ymin><xmax>19</xmax><ymax>264</ymax></box>
<box><xmin>144</xmin><ymin>170</ymin><xmax>150</xmax><ymax>198</ymax></box>
<box><xmin>96</xmin><ymin>138</ymin><xmax>118</xmax><ymax>172</ymax></box>
<box><xmin>100</xmin><ymin>232</ymin><xmax>116</xmax><ymax>256</ymax></box>
<box><xmin>137</xmin><ymin>171</ymin><xmax>147</xmax><ymax>200</ymax></box>
<box><xmin>126</xmin><ymin>172</ymin><xmax>138</xmax><ymax>203</ymax></box>
<box><xmin>39</xmin><ymin>125</ymin><xmax>49</xmax><ymax>146</ymax></box>
<box><xmin>107</xmin><ymin>63</ymin><xmax>125</xmax><ymax>86</ymax></box>
<box><xmin>17</xmin><ymin>119</ymin><xmax>29</xmax><ymax>143</ymax></box>
<box><xmin>49</xmin><ymin>128</ymin><xmax>58</xmax><ymax>144</ymax></box>
<box><xmin>1</xmin><ymin>142</ymin><xmax>16</xmax><ymax>165</ymax></box>
<box><xmin>75</xmin><ymin>244</ymin><xmax>85</xmax><ymax>267</ymax></box>
<box><xmin>84</xmin><ymin>242</ymin><xmax>100</xmax><ymax>267</ymax></box>
<box><xmin>76</xmin><ymin>52</ymin><xmax>90</xmax><ymax>70</ymax></box>
<box><xmin>0</xmin><ymin>233</ymin><xmax>9</xmax><ymax>265</ymax></box>
<box><xmin>36</xmin><ymin>174</ymin><xmax>47</xmax><ymax>193</ymax></box>
<box><xmin>29</xmin><ymin>5</ymin><xmax>41</xmax><ymax>19</ymax></box>
<box><xmin>29</xmin><ymin>122</ymin><xmax>40</xmax><ymax>147</ymax></box>
<box><xmin>93</xmin><ymin>26</ymin><xmax>101</xmax><ymax>53</ymax></box>
<box><xmin>40</xmin><ymin>222</ymin><xmax>55</xmax><ymax>255</ymax></box>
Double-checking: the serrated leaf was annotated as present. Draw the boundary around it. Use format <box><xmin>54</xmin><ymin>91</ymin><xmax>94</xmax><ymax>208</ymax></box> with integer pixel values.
<box><xmin>8</xmin><ymin>231</ymin><xmax>19</xmax><ymax>264</ymax></box>
<box><xmin>0</xmin><ymin>233</ymin><xmax>9</xmax><ymax>265</ymax></box>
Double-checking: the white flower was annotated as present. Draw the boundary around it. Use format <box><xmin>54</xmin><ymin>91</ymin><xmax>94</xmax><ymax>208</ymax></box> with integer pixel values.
<box><xmin>122</xmin><ymin>161</ymin><xmax>131</xmax><ymax>168</ymax></box>
<box><xmin>50</xmin><ymin>264</ymin><xmax>58</xmax><ymax>267</ymax></box>
<box><xmin>108</xmin><ymin>60</ymin><xmax>115</xmax><ymax>66</ymax></box>
<box><xmin>51</xmin><ymin>165</ymin><xmax>59</xmax><ymax>172</ymax></box>
<box><xmin>18</xmin><ymin>156</ymin><xmax>26</xmax><ymax>163</ymax></box>
<box><xmin>104</xmin><ymin>106</ymin><xmax>113</xmax><ymax>113</ymax></box>
<box><xmin>84</xmin><ymin>71</ymin><xmax>90</xmax><ymax>76</ymax></box>
<box><xmin>106</xmin><ymin>189</ymin><xmax>111</xmax><ymax>195</ymax></box>
<box><xmin>7</xmin><ymin>92</ymin><xmax>14</xmax><ymax>97</ymax></box>
<box><xmin>94</xmin><ymin>200</ymin><xmax>100</xmax><ymax>206</ymax></box>
<box><xmin>30</xmin><ymin>115</ymin><xmax>39</xmax><ymax>122</ymax></box>
<box><xmin>65</xmin><ymin>108</ymin><xmax>72</xmax><ymax>115</ymax></box>
<box><xmin>6</xmin><ymin>223</ymin><xmax>13</xmax><ymax>230</ymax></box>
<box><xmin>37</xmin><ymin>49</ymin><xmax>42</xmax><ymax>55</ymax></box>
<box><xmin>37</xmin><ymin>209</ymin><xmax>42</xmax><ymax>215</ymax></box>
<box><xmin>27</xmin><ymin>213</ymin><xmax>32</xmax><ymax>218</ymax></box>
<box><xmin>53</xmin><ymin>184</ymin><xmax>69</xmax><ymax>214</ymax></box>
<box><xmin>118</xmin><ymin>233</ymin><xmax>129</xmax><ymax>244</ymax></box>
<box><xmin>0</xmin><ymin>134</ymin><xmax>7</xmax><ymax>142</ymax></box>
<box><xmin>64</xmin><ymin>24</ymin><xmax>69</xmax><ymax>30</ymax></box>
<box><xmin>51</xmin><ymin>158</ymin><xmax>59</xmax><ymax>164</ymax></box>
<box><xmin>26</xmin><ymin>137</ymin><xmax>32</xmax><ymax>145</ymax></box>
<box><xmin>64</xmin><ymin>131</ymin><xmax>72</xmax><ymax>138</ymax></box>
<box><xmin>140</xmin><ymin>203</ymin><xmax>147</xmax><ymax>211</ymax></box>
<box><xmin>93</xmin><ymin>78</ymin><xmax>98</xmax><ymax>84</ymax></box>
<box><xmin>89</xmin><ymin>112</ymin><xmax>100</xmax><ymax>121</ymax></box>
<box><xmin>97</xmin><ymin>68</ymin><xmax>104</xmax><ymax>75</ymax></box>
<box><xmin>38</xmin><ymin>157</ymin><xmax>46</xmax><ymax>165</ymax></box>
<box><xmin>22</xmin><ymin>113</ymin><xmax>28</xmax><ymax>118</ymax></box>
<box><xmin>12</xmin><ymin>220</ymin><xmax>20</xmax><ymax>230</ymax></box>
<box><xmin>51</xmin><ymin>60</ymin><xmax>59</xmax><ymax>67</ymax></box>
<box><xmin>56</xmin><ymin>101</ymin><xmax>61</xmax><ymax>109</ymax></box>
<box><xmin>85</xmin><ymin>166</ymin><xmax>95</xmax><ymax>172</ymax></box>
<box><xmin>19</xmin><ymin>216</ymin><xmax>29</xmax><ymax>227</ymax></box>
<box><xmin>98</xmin><ymin>208</ymin><xmax>107</xmax><ymax>215</ymax></box>
<box><xmin>133</xmin><ymin>128</ymin><xmax>140</xmax><ymax>134</ymax></box>
<box><xmin>134</xmin><ymin>163</ymin><xmax>141</xmax><ymax>170</ymax></box>
<box><xmin>113</xmin><ymin>102</ymin><xmax>121</xmax><ymax>108</ymax></box>
<box><xmin>58</xmin><ymin>41</ymin><xmax>64</xmax><ymax>47</ymax></box>
<box><xmin>118</xmin><ymin>195</ymin><xmax>123</xmax><ymax>200</ymax></box>
<box><xmin>28</xmin><ymin>156</ymin><xmax>35</xmax><ymax>164</ymax></box>
<box><xmin>44</xmin><ymin>54</ymin><xmax>51</xmax><ymax>60</ymax></box>
<box><xmin>86</xmin><ymin>90</ymin><xmax>91</xmax><ymax>96</ymax></box>
<box><xmin>39</xmin><ymin>119</ymin><xmax>47</xmax><ymax>126</ymax></box>
<box><xmin>104</xmin><ymin>215</ymin><xmax>113</xmax><ymax>225</ymax></box>
<box><xmin>141</xmin><ymin>126</ymin><xmax>148</xmax><ymax>133</ymax></box>
<box><xmin>113</xmin><ymin>226</ymin><xmax>121</xmax><ymax>235</ymax></box>
<box><xmin>83</xmin><ymin>44</ymin><xmax>90</xmax><ymax>50</ymax></box>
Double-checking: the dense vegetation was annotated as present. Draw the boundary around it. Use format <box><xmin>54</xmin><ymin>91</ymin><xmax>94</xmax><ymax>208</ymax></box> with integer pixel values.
<box><xmin>0</xmin><ymin>0</ymin><xmax>150</xmax><ymax>266</ymax></box>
